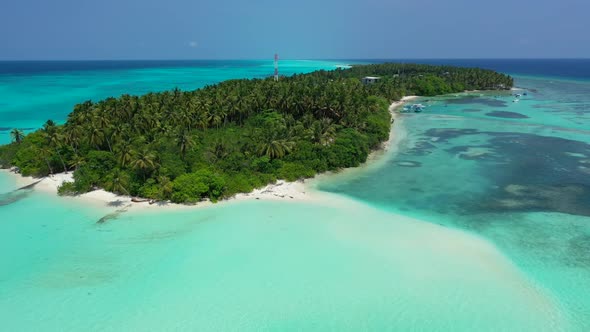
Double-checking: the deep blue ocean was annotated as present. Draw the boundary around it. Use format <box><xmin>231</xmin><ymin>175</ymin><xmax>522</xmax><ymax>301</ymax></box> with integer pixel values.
<box><xmin>2</xmin><ymin>58</ymin><xmax>589</xmax><ymax>78</ymax></box>
<box><xmin>373</xmin><ymin>59</ymin><xmax>590</xmax><ymax>80</ymax></box>
<box><xmin>0</xmin><ymin>60</ymin><xmax>333</xmax><ymax>75</ymax></box>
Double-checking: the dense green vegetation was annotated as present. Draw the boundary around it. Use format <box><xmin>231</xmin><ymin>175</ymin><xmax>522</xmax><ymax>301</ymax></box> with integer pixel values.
<box><xmin>0</xmin><ymin>63</ymin><xmax>512</xmax><ymax>203</ymax></box>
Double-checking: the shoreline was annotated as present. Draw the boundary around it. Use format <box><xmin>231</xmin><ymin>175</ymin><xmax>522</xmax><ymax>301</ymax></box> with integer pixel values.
<box><xmin>2</xmin><ymin>96</ymin><xmax>418</xmax><ymax>212</ymax></box>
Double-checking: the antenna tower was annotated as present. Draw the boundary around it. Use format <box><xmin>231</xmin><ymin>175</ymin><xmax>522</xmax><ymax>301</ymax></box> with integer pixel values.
<box><xmin>274</xmin><ymin>53</ymin><xmax>279</xmax><ymax>81</ymax></box>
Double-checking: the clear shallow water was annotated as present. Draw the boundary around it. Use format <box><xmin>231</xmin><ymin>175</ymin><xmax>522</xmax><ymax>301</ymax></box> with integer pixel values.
<box><xmin>1</xmin><ymin>60</ymin><xmax>590</xmax><ymax>331</ymax></box>
<box><xmin>0</xmin><ymin>185</ymin><xmax>568</xmax><ymax>331</ymax></box>
<box><xmin>321</xmin><ymin>74</ymin><xmax>590</xmax><ymax>330</ymax></box>
<box><xmin>0</xmin><ymin>171</ymin><xmax>16</xmax><ymax>194</ymax></box>
<box><xmin>0</xmin><ymin>60</ymin><xmax>350</xmax><ymax>144</ymax></box>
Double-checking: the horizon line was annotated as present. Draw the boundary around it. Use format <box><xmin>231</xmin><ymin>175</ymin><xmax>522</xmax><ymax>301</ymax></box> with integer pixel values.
<box><xmin>1</xmin><ymin>57</ymin><xmax>590</xmax><ymax>62</ymax></box>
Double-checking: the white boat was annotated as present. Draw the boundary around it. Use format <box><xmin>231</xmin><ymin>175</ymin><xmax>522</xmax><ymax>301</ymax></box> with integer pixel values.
<box><xmin>513</xmin><ymin>99</ymin><xmax>520</xmax><ymax>103</ymax></box>
<box><xmin>401</xmin><ymin>103</ymin><xmax>425</xmax><ymax>113</ymax></box>
<box><xmin>411</xmin><ymin>104</ymin><xmax>425</xmax><ymax>112</ymax></box>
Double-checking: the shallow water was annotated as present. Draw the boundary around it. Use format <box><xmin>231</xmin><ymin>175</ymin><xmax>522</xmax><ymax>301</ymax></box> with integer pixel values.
<box><xmin>0</xmin><ymin>171</ymin><xmax>16</xmax><ymax>194</ymax></box>
<box><xmin>0</xmin><ymin>185</ymin><xmax>568</xmax><ymax>331</ymax></box>
<box><xmin>321</xmin><ymin>75</ymin><xmax>590</xmax><ymax>330</ymax></box>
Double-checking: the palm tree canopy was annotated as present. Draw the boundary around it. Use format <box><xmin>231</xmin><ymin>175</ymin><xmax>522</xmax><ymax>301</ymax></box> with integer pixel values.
<box><xmin>10</xmin><ymin>129</ymin><xmax>25</xmax><ymax>144</ymax></box>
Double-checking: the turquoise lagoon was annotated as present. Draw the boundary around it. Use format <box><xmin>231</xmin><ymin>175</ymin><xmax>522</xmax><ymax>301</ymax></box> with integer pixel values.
<box><xmin>0</xmin><ymin>184</ymin><xmax>569</xmax><ymax>331</ymax></box>
<box><xmin>321</xmin><ymin>74</ymin><xmax>590</xmax><ymax>330</ymax></box>
<box><xmin>1</xmin><ymin>60</ymin><xmax>590</xmax><ymax>331</ymax></box>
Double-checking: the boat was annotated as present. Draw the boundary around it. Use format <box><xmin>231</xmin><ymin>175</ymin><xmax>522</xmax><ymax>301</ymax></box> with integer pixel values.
<box><xmin>412</xmin><ymin>104</ymin><xmax>425</xmax><ymax>112</ymax></box>
<box><xmin>400</xmin><ymin>103</ymin><xmax>426</xmax><ymax>113</ymax></box>
<box><xmin>513</xmin><ymin>99</ymin><xmax>520</xmax><ymax>103</ymax></box>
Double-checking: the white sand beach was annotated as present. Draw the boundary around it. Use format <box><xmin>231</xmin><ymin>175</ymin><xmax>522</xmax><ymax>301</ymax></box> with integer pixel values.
<box><xmin>2</xmin><ymin>96</ymin><xmax>417</xmax><ymax>212</ymax></box>
<box><xmin>5</xmin><ymin>170</ymin><xmax>314</xmax><ymax>211</ymax></box>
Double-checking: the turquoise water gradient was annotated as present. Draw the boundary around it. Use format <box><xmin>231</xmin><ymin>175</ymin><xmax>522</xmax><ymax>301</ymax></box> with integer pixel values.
<box><xmin>1</xmin><ymin>62</ymin><xmax>590</xmax><ymax>330</ymax></box>
<box><xmin>0</xmin><ymin>187</ymin><xmax>568</xmax><ymax>331</ymax></box>
<box><xmin>321</xmin><ymin>75</ymin><xmax>590</xmax><ymax>330</ymax></box>
<box><xmin>0</xmin><ymin>171</ymin><xmax>15</xmax><ymax>194</ymax></box>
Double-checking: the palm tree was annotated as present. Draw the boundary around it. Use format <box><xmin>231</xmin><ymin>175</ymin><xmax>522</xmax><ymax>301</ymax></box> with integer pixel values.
<box><xmin>43</xmin><ymin>126</ymin><xmax>68</xmax><ymax>173</ymax></box>
<box><xmin>196</xmin><ymin>110</ymin><xmax>209</xmax><ymax>130</ymax></box>
<box><xmin>132</xmin><ymin>149</ymin><xmax>157</xmax><ymax>180</ymax></box>
<box><xmin>205</xmin><ymin>139</ymin><xmax>229</xmax><ymax>164</ymax></box>
<box><xmin>104</xmin><ymin>169</ymin><xmax>130</xmax><ymax>195</ymax></box>
<box><xmin>38</xmin><ymin>147</ymin><xmax>54</xmax><ymax>175</ymax></box>
<box><xmin>208</xmin><ymin>111</ymin><xmax>222</xmax><ymax>129</ymax></box>
<box><xmin>110</xmin><ymin>124</ymin><xmax>125</xmax><ymax>147</ymax></box>
<box><xmin>195</xmin><ymin>99</ymin><xmax>211</xmax><ymax>129</ymax></box>
<box><xmin>257</xmin><ymin>137</ymin><xmax>294</xmax><ymax>159</ymax></box>
<box><xmin>175</xmin><ymin>130</ymin><xmax>194</xmax><ymax>160</ymax></box>
<box><xmin>64</xmin><ymin>125</ymin><xmax>83</xmax><ymax>153</ymax></box>
<box><xmin>88</xmin><ymin>125</ymin><xmax>105</xmax><ymax>150</ymax></box>
<box><xmin>10</xmin><ymin>129</ymin><xmax>25</xmax><ymax>144</ymax></box>
<box><xmin>43</xmin><ymin>120</ymin><xmax>57</xmax><ymax>133</ymax></box>
<box><xmin>69</xmin><ymin>154</ymin><xmax>86</xmax><ymax>171</ymax></box>
<box><xmin>115</xmin><ymin>142</ymin><xmax>134</xmax><ymax>168</ymax></box>
<box><xmin>157</xmin><ymin>175</ymin><xmax>173</xmax><ymax>200</ymax></box>
<box><xmin>93</xmin><ymin>115</ymin><xmax>113</xmax><ymax>152</ymax></box>
<box><xmin>310</xmin><ymin>118</ymin><xmax>337</xmax><ymax>146</ymax></box>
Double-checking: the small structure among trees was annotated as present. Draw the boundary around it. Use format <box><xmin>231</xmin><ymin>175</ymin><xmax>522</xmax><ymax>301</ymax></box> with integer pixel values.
<box><xmin>362</xmin><ymin>76</ymin><xmax>381</xmax><ymax>85</ymax></box>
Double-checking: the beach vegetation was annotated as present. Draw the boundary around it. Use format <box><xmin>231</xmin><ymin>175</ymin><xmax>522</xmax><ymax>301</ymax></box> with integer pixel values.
<box><xmin>10</xmin><ymin>129</ymin><xmax>25</xmax><ymax>144</ymax></box>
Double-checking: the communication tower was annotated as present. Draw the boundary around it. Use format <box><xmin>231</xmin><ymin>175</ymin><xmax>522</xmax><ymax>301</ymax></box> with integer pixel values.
<box><xmin>274</xmin><ymin>53</ymin><xmax>279</xmax><ymax>81</ymax></box>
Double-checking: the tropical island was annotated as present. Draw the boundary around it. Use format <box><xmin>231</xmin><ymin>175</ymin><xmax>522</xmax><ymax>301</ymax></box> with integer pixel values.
<box><xmin>0</xmin><ymin>63</ymin><xmax>512</xmax><ymax>204</ymax></box>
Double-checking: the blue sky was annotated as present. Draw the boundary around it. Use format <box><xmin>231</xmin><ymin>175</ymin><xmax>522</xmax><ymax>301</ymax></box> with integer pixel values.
<box><xmin>1</xmin><ymin>0</ymin><xmax>589</xmax><ymax>60</ymax></box>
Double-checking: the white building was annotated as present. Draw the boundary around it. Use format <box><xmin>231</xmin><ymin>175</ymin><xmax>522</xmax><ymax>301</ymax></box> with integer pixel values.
<box><xmin>361</xmin><ymin>76</ymin><xmax>381</xmax><ymax>85</ymax></box>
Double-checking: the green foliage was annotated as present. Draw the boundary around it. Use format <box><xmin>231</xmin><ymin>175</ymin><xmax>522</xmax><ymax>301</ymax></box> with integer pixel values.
<box><xmin>412</xmin><ymin>76</ymin><xmax>454</xmax><ymax>96</ymax></box>
<box><xmin>0</xmin><ymin>63</ymin><xmax>512</xmax><ymax>202</ymax></box>
<box><xmin>252</xmin><ymin>156</ymin><xmax>275</xmax><ymax>173</ymax></box>
<box><xmin>12</xmin><ymin>131</ymin><xmax>54</xmax><ymax>176</ymax></box>
<box><xmin>283</xmin><ymin>141</ymin><xmax>328</xmax><ymax>173</ymax></box>
<box><xmin>158</xmin><ymin>151</ymin><xmax>187</xmax><ymax>179</ymax></box>
<box><xmin>103</xmin><ymin>168</ymin><xmax>131</xmax><ymax>195</ymax></box>
<box><xmin>0</xmin><ymin>144</ymin><xmax>19</xmax><ymax>168</ymax></box>
<box><xmin>171</xmin><ymin>169</ymin><xmax>226</xmax><ymax>203</ymax></box>
<box><xmin>326</xmin><ymin>129</ymin><xmax>370</xmax><ymax>168</ymax></box>
<box><xmin>10</xmin><ymin>129</ymin><xmax>25</xmax><ymax>144</ymax></box>
<box><xmin>69</xmin><ymin>151</ymin><xmax>117</xmax><ymax>193</ymax></box>
<box><xmin>221</xmin><ymin>171</ymin><xmax>276</xmax><ymax>198</ymax></box>
<box><xmin>139</xmin><ymin>178</ymin><xmax>160</xmax><ymax>199</ymax></box>
<box><xmin>57</xmin><ymin>181</ymin><xmax>77</xmax><ymax>196</ymax></box>
<box><xmin>276</xmin><ymin>162</ymin><xmax>316</xmax><ymax>182</ymax></box>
